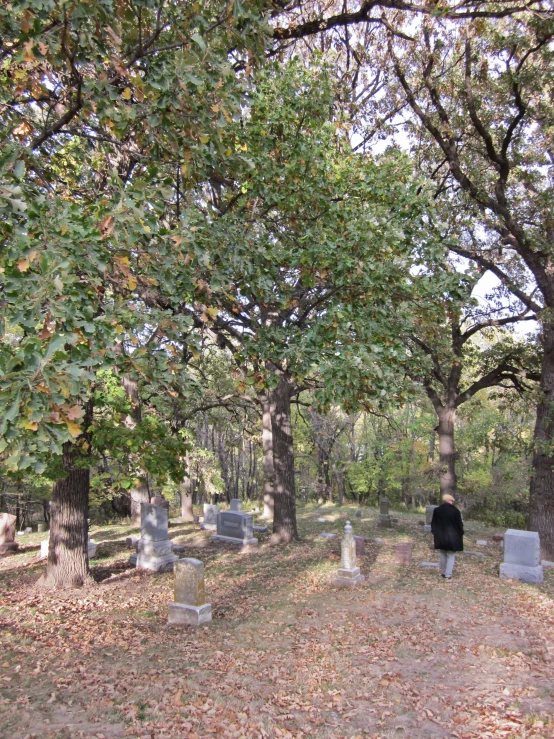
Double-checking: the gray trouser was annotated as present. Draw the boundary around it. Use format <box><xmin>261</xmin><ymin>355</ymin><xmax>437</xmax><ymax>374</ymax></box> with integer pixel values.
<box><xmin>439</xmin><ymin>550</ymin><xmax>456</xmax><ymax>578</ymax></box>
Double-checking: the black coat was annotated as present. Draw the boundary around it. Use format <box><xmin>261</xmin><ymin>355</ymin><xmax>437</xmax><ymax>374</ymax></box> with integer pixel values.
<box><xmin>431</xmin><ymin>503</ymin><xmax>464</xmax><ymax>551</ymax></box>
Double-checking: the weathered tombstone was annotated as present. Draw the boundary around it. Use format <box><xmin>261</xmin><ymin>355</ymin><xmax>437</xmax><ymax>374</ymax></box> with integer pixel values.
<box><xmin>499</xmin><ymin>529</ymin><xmax>543</xmax><ymax>584</ymax></box>
<box><xmin>201</xmin><ymin>504</ymin><xmax>220</xmax><ymax>531</ymax></box>
<box><xmin>37</xmin><ymin>522</ymin><xmax>48</xmax><ymax>533</ymax></box>
<box><xmin>423</xmin><ymin>505</ymin><xmax>438</xmax><ymax>533</ymax></box>
<box><xmin>168</xmin><ymin>558</ymin><xmax>212</xmax><ymax>626</ymax></box>
<box><xmin>354</xmin><ymin>535</ymin><xmax>365</xmax><ymax>556</ymax></box>
<box><xmin>39</xmin><ymin>538</ymin><xmax>49</xmax><ymax>560</ymax></box>
<box><xmin>355</xmin><ymin>510</ymin><xmax>362</xmax><ymax>518</ymax></box>
<box><xmin>333</xmin><ymin>521</ymin><xmax>365</xmax><ymax>587</ymax></box>
<box><xmin>212</xmin><ymin>511</ymin><xmax>258</xmax><ymax>546</ymax></box>
<box><xmin>229</xmin><ymin>498</ymin><xmax>242</xmax><ymax>513</ymax></box>
<box><xmin>88</xmin><ymin>534</ymin><xmax>98</xmax><ymax>559</ymax></box>
<box><xmin>476</xmin><ymin>539</ymin><xmax>488</xmax><ymax>546</ymax></box>
<box><xmin>130</xmin><ymin>503</ymin><xmax>178</xmax><ymax>571</ymax></box>
<box><xmin>24</xmin><ymin>526</ymin><xmax>32</xmax><ymax>534</ymax></box>
<box><xmin>125</xmin><ymin>535</ymin><xmax>140</xmax><ymax>549</ymax></box>
<box><xmin>395</xmin><ymin>543</ymin><xmax>412</xmax><ymax>564</ymax></box>
<box><xmin>0</xmin><ymin>513</ymin><xmax>18</xmax><ymax>555</ymax></box>
<box><xmin>378</xmin><ymin>497</ymin><xmax>392</xmax><ymax>528</ymax></box>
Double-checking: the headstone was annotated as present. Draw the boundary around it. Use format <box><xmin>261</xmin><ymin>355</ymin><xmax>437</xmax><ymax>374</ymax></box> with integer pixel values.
<box><xmin>201</xmin><ymin>504</ymin><xmax>220</xmax><ymax>531</ymax></box>
<box><xmin>476</xmin><ymin>540</ymin><xmax>488</xmax><ymax>546</ymax></box>
<box><xmin>333</xmin><ymin>521</ymin><xmax>365</xmax><ymax>587</ymax></box>
<box><xmin>88</xmin><ymin>534</ymin><xmax>98</xmax><ymax>559</ymax></box>
<box><xmin>355</xmin><ymin>510</ymin><xmax>362</xmax><ymax>518</ymax></box>
<box><xmin>0</xmin><ymin>513</ymin><xmax>18</xmax><ymax>555</ymax></box>
<box><xmin>150</xmin><ymin>495</ymin><xmax>170</xmax><ymax>510</ymax></box>
<box><xmin>130</xmin><ymin>503</ymin><xmax>178</xmax><ymax>571</ymax></box>
<box><xmin>37</xmin><ymin>522</ymin><xmax>48</xmax><ymax>533</ymax></box>
<box><xmin>212</xmin><ymin>511</ymin><xmax>258</xmax><ymax>546</ymax></box>
<box><xmin>395</xmin><ymin>543</ymin><xmax>412</xmax><ymax>564</ymax></box>
<box><xmin>126</xmin><ymin>535</ymin><xmax>140</xmax><ymax>549</ymax></box>
<box><xmin>168</xmin><ymin>558</ymin><xmax>212</xmax><ymax>626</ymax></box>
<box><xmin>378</xmin><ymin>497</ymin><xmax>392</xmax><ymax>528</ymax></box>
<box><xmin>229</xmin><ymin>499</ymin><xmax>242</xmax><ymax>513</ymax></box>
<box><xmin>354</xmin><ymin>535</ymin><xmax>365</xmax><ymax>556</ymax></box>
<box><xmin>423</xmin><ymin>505</ymin><xmax>438</xmax><ymax>532</ymax></box>
<box><xmin>317</xmin><ymin>518</ymin><xmax>327</xmax><ymax>523</ymax></box>
<box><xmin>319</xmin><ymin>532</ymin><xmax>337</xmax><ymax>539</ymax></box>
<box><xmin>24</xmin><ymin>526</ymin><xmax>32</xmax><ymax>534</ymax></box>
<box><xmin>39</xmin><ymin>538</ymin><xmax>49</xmax><ymax>560</ymax></box>
<box><xmin>499</xmin><ymin>529</ymin><xmax>543</xmax><ymax>583</ymax></box>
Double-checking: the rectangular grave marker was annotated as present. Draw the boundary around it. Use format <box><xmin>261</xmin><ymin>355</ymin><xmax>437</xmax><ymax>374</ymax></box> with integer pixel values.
<box><xmin>168</xmin><ymin>558</ymin><xmax>212</xmax><ymax>626</ymax></box>
<box><xmin>499</xmin><ymin>529</ymin><xmax>543</xmax><ymax>583</ymax></box>
<box><xmin>212</xmin><ymin>511</ymin><xmax>258</xmax><ymax>546</ymax></box>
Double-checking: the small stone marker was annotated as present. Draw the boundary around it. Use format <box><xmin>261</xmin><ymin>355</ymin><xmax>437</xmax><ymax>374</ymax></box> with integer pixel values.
<box><xmin>500</xmin><ymin>529</ymin><xmax>543</xmax><ymax>584</ymax></box>
<box><xmin>168</xmin><ymin>558</ymin><xmax>212</xmax><ymax>626</ymax></box>
<box><xmin>333</xmin><ymin>521</ymin><xmax>365</xmax><ymax>587</ymax></box>
<box><xmin>88</xmin><ymin>534</ymin><xmax>98</xmax><ymax>559</ymax></box>
<box><xmin>201</xmin><ymin>504</ymin><xmax>220</xmax><ymax>531</ymax></box>
<box><xmin>355</xmin><ymin>510</ymin><xmax>362</xmax><ymax>518</ymax></box>
<box><xmin>37</xmin><ymin>522</ymin><xmax>48</xmax><ymax>533</ymax></box>
<box><xmin>229</xmin><ymin>498</ymin><xmax>242</xmax><ymax>512</ymax></box>
<box><xmin>464</xmin><ymin>550</ymin><xmax>484</xmax><ymax>557</ymax></box>
<box><xmin>420</xmin><ymin>562</ymin><xmax>439</xmax><ymax>568</ymax></box>
<box><xmin>395</xmin><ymin>543</ymin><xmax>412</xmax><ymax>564</ymax></box>
<box><xmin>126</xmin><ymin>535</ymin><xmax>140</xmax><ymax>549</ymax></box>
<box><xmin>476</xmin><ymin>540</ymin><xmax>488</xmax><ymax>546</ymax></box>
<box><xmin>378</xmin><ymin>497</ymin><xmax>392</xmax><ymax>528</ymax></box>
<box><xmin>424</xmin><ymin>505</ymin><xmax>438</xmax><ymax>533</ymax></box>
<box><xmin>0</xmin><ymin>513</ymin><xmax>18</xmax><ymax>555</ymax></box>
<box><xmin>354</xmin><ymin>536</ymin><xmax>365</xmax><ymax>556</ymax></box>
<box><xmin>130</xmin><ymin>503</ymin><xmax>178</xmax><ymax>571</ymax></box>
<box><xmin>39</xmin><ymin>538</ymin><xmax>49</xmax><ymax>560</ymax></box>
<box><xmin>317</xmin><ymin>518</ymin><xmax>327</xmax><ymax>523</ymax></box>
<box><xmin>24</xmin><ymin>526</ymin><xmax>32</xmax><ymax>534</ymax></box>
<box><xmin>212</xmin><ymin>511</ymin><xmax>258</xmax><ymax>546</ymax></box>
<box><xmin>319</xmin><ymin>532</ymin><xmax>337</xmax><ymax>539</ymax></box>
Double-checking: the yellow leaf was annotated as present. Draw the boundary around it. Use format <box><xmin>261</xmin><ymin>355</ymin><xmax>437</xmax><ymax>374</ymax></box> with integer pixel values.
<box><xmin>206</xmin><ymin>306</ymin><xmax>218</xmax><ymax>318</ymax></box>
<box><xmin>121</xmin><ymin>87</ymin><xmax>132</xmax><ymax>100</ymax></box>
<box><xmin>16</xmin><ymin>258</ymin><xmax>30</xmax><ymax>272</ymax></box>
<box><xmin>23</xmin><ymin>420</ymin><xmax>38</xmax><ymax>431</ymax></box>
<box><xmin>66</xmin><ymin>421</ymin><xmax>82</xmax><ymax>439</ymax></box>
<box><xmin>23</xmin><ymin>41</ymin><xmax>35</xmax><ymax>63</ymax></box>
<box><xmin>199</xmin><ymin>134</ymin><xmax>210</xmax><ymax>144</ymax></box>
<box><xmin>128</xmin><ymin>275</ymin><xmax>137</xmax><ymax>290</ymax></box>
<box><xmin>38</xmin><ymin>41</ymin><xmax>48</xmax><ymax>56</ymax></box>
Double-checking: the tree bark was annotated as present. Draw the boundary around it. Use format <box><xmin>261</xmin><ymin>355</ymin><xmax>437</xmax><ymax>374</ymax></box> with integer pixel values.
<box><xmin>122</xmin><ymin>376</ymin><xmax>150</xmax><ymax>526</ymax></box>
<box><xmin>270</xmin><ymin>375</ymin><xmax>299</xmax><ymax>542</ymax></box>
<box><xmin>131</xmin><ymin>479</ymin><xmax>150</xmax><ymax>527</ymax></box>
<box><xmin>437</xmin><ymin>405</ymin><xmax>457</xmax><ymax>502</ymax></box>
<box><xmin>260</xmin><ymin>396</ymin><xmax>275</xmax><ymax>520</ymax></box>
<box><xmin>180</xmin><ymin>452</ymin><xmax>195</xmax><ymax>522</ymax></box>
<box><xmin>529</xmin><ymin>321</ymin><xmax>554</xmax><ymax>559</ymax></box>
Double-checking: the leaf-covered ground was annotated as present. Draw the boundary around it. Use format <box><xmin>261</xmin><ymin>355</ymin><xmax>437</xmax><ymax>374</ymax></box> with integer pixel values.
<box><xmin>1</xmin><ymin>505</ymin><xmax>553</xmax><ymax>739</ymax></box>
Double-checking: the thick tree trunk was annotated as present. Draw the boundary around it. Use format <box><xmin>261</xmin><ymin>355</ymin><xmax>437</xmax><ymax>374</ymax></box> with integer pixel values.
<box><xmin>131</xmin><ymin>479</ymin><xmax>150</xmax><ymax>527</ymax></box>
<box><xmin>180</xmin><ymin>453</ymin><xmax>195</xmax><ymax>522</ymax></box>
<box><xmin>260</xmin><ymin>397</ymin><xmax>275</xmax><ymax>520</ymax></box>
<box><xmin>270</xmin><ymin>375</ymin><xmax>298</xmax><ymax>542</ymax></box>
<box><xmin>42</xmin><ymin>441</ymin><xmax>91</xmax><ymax>588</ymax></box>
<box><xmin>529</xmin><ymin>321</ymin><xmax>554</xmax><ymax>559</ymax></box>
<box><xmin>437</xmin><ymin>405</ymin><xmax>457</xmax><ymax>502</ymax></box>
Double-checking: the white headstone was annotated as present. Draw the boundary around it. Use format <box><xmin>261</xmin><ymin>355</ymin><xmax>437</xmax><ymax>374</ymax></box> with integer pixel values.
<box><xmin>333</xmin><ymin>521</ymin><xmax>364</xmax><ymax>587</ymax></box>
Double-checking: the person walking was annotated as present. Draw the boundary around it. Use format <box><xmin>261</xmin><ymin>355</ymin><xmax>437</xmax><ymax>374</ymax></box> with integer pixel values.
<box><xmin>431</xmin><ymin>494</ymin><xmax>464</xmax><ymax>579</ymax></box>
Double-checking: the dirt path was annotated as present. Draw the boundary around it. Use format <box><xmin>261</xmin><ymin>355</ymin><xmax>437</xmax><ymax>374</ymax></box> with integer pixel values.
<box><xmin>1</xmin><ymin>506</ymin><xmax>552</xmax><ymax>738</ymax></box>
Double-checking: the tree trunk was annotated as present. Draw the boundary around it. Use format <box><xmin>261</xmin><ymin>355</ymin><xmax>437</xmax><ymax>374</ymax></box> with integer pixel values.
<box><xmin>180</xmin><ymin>453</ymin><xmax>195</xmax><ymax>522</ymax></box>
<box><xmin>131</xmin><ymin>479</ymin><xmax>150</xmax><ymax>527</ymax></box>
<box><xmin>529</xmin><ymin>320</ymin><xmax>554</xmax><ymax>559</ymax></box>
<box><xmin>270</xmin><ymin>375</ymin><xmax>298</xmax><ymax>542</ymax></box>
<box><xmin>42</xmin><ymin>441</ymin><xmax>91</xmax><ymax>588</ymax></box>
<box><xmin>260</xmin><ymin>397</ymin><xmax>275</xmax><ymax>520</ymax></box>
<box><xmin>437</xmin><ymin>405</ymin><xmax>457</xmax><ymax>502</ymax></box>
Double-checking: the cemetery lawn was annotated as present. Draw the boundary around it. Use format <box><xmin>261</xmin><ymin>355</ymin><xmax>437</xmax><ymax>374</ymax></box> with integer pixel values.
<box><xmin>1</xmin><ymin>507</ymin><xmax>553</xmax><ymax>739</ymax></box>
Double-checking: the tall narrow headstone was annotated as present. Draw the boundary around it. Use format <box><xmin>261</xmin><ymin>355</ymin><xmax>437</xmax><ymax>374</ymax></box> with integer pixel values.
<box><xmin>378</xmin><ymin>498</ymin><xmax>392</xmax><ymax>528</ymax></box>
<box><xmin>499</xmin><ymin>529</ymin><xmax>543</xmax><ymax>584</ymax></box>
<box><xmin>229</xmin><ymin>499</ymin><xmax>242</xmax><ymax>513</ymax></box>
<box><xmin>333</xmin><ymin>521</ymin><xmax>365</xmax><ymax>587</ymax></box>
<box><xmin>0</xmin><ymin>513</ymin><xmax>18</xmax><ymax>555</ymax></box>
<box><xmin>168</xmin><ymin>558</ymin><xmax>212</xmax><ymax>626</ymax></box>
<box><xmin>130</xmin><ymin>503</ymin><xmax>178</xmax><ymax>572</ymax></box>
<box><xmin>423</xmin><ymin>505</ymin><xmax>438</xmax><ymax>533</ymax></box>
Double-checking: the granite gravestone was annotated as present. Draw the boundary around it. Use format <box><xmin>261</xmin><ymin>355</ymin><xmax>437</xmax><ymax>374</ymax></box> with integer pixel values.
<box><xmin>378</xmin><ymin>497</ymin><xmax>392</xmax><ymax>528</ymax></box>
<box><xmin>229</xmin><ymin>499</ymin><xmax>242</xmax><ymax>513</ymax></box>
<box><xmin>499</xmin><ymin>529</ymin><xmax>543</xmax><ymax>584</ymax></box>
<box><xmin>168</xmin><ymin>558</ymin><xmax>212</xmax><ymax>626</ymax></box>
<box><xmin>201</xmin><ymin>504</ymin><xmax>220</xmax><ymax>531</ymax></box>
<box><xmin>424</xmin><ymin>505</ymin><xmax>438</xmax><ymax>533</ymax></box>
<box><xmin>0</xmin><ymin>513</ymin><xmax>18</xmax><ymax>555</ymax></box>
<box><xmin>212</xmin><ymin>511</ymin><xmax>258</xmax><ymax>546</ymax></box>
<box><xmin>395</xmin><ymin>543</ymin><xmax>412</xmax><ymax>564</ymax></box>
<box><xmin>333</xmin><ymin>521</ymin><xmax>365</xmax><ymax>587</ymax></box>
<box><xmin>130</xmin><ymin>503</ymin><xmax>178</xmax><ymax>571</ymax></box>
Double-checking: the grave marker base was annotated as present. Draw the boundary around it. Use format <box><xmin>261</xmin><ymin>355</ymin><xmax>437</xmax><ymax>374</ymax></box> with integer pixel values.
<box><xmin>333</xmin><ymin>566</ymin><xmax>365</xmax><ymax>587</ymax></box>
<box><xmin>499</xmin><ymin>562</ymin><xmax>543</xmax><ymax>584</ymax></box>
<box><xmin>211</xmin><ymin>534</ymin><xmax>258</xmax><ymax>546</ymax></box>
<box><xmin>168</xmin><ymin>601</ymin><xmax>212</xmax><ymax>626</ymax></box>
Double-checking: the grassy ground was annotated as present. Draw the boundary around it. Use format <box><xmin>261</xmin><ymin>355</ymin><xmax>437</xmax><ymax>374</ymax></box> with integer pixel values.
<box><xmin>0</xmin><ymin>504</ymin><xmax>553</xmax><ymax>739</ymax></box>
